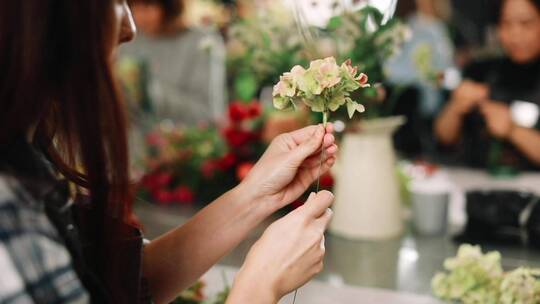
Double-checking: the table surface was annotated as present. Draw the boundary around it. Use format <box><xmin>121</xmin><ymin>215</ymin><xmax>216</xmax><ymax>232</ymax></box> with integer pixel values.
<box><xmin>203</xmin><ymin>265</ymin><xmax>441</xmax><ymax>303</ymax></box>
<box><xmin>135</xmin><ymin>167</ymin><xmax>540</xmax><ymax>302</ymax></box>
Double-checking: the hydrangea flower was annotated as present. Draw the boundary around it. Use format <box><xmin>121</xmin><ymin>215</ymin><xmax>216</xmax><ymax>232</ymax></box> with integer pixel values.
<box><xmin>432</xmin><ymin>244</ymin><xmax>540</xmax><ymax>304</ymax></box>
<box><xmin>500</xmin><ymin>268</ymin><xmax>540</xmax><ymax>304</ymax></box>
<box><xmin>272</xmin><ymin>57</ymin><xmax>369</xmax><ymax>124</ymax></box>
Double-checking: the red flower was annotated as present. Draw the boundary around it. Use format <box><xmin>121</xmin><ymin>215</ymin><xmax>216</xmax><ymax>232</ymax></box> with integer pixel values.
<box><xmin>223</xmin><ymin>127</ymin><xmax>254</xmax><ymax>147</ymax></box>
<box><xmin>142</xmin><ymin>172</ymin><xmax>173</xmax><ymax>191</ymax></box>
<box><xmin>154</xmin><ymin>190</ymin><xmax>174</xmax><ymax>204</ymax></box>
<box><xmin>236</xmin><ymin>162</ymin><xmax>255</xmax><ymax>180</ymax></box>
<box><xmin>247</xmin><ymin>101</ymin><xmax>262</xmax><ymax>118</ymax></box>
<box><xmin>320</xmin><ymin>173</ymin><xmax>334</xmax><ymax>189</ymax></box>
<box><xmin>201</xmin><ymin>160</ymin><xmax>218</xmax><ymax>178</ymax></box>
<box><xmin>173</xmin><ymin>186</ymin><xmax>194</xmax><ymax>203</ymax></box>
<box><xmin>146</xmin><ymin>132</ymin><xmax>167</xmax><ymax>147</ymax></box>
<box><xmin>155</xmin><ymin>172</ymin><xmax>173</xmax><ymax>187</ymax></box>
<box><xmin>228</xmin><ymin>101</ymin><xmax>250</xmax><ymax>122</ymax></box>
<box><xmin>217</xmin><ymin>153</ymin><xmax>237</xmax><ymax>170</ymax></box>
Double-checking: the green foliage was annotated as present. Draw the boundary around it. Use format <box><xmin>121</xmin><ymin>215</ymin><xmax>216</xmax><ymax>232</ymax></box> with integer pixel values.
<box><xmin>234</xmin><ymin>71</ymin><xmax>258</xmax><ymax>101</ymax></box>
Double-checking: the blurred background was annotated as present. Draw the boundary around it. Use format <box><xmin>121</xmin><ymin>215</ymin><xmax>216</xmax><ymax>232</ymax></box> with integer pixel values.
<box><xmin>118</xmin><ymin>0</ymin><xmax>540</xmax><ymax>302</ymax></box>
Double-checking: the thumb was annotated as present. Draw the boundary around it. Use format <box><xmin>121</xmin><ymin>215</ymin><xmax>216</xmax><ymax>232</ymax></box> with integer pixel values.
<box><xmin>289</xmin><ymin>125</ymin><xmax>324</xmax><ymax>166</ymax></box>
<box><xmin>302</xmin><ymin>190</ymin><xmax>334</xmax><ymax>219</ymax></box>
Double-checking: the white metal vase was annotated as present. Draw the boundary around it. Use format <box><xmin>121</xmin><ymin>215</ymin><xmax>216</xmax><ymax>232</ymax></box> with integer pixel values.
<box><xmin>329</xmin><ymin>116</ymin><xmax>406</xmax><ymax>240</ymax></box>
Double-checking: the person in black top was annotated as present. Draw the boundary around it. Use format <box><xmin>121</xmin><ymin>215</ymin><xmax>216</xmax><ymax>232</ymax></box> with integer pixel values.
<box><xmin>435</xmin><ymin>0</ymin><xmax>540</xmax><ymax>170</ymax></box>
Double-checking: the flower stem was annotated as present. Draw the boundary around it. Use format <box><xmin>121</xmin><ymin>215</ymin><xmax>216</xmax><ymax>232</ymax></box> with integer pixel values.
<box><xmin>315</xmin><ymin>111</ymin><xmax>329</xmax><ymax>195</ymax></box>
<box><xmin>322</xmin><ymin>111</ymin><xmax>329</xmax><ymax>127</ymax></box>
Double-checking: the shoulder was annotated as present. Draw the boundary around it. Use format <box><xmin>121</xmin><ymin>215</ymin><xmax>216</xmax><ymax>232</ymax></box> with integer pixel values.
<box><xmin>0</xmin><ymin>174</ymin><xmax>89</xmax><ymax>303</ymax></box>
<box><xmin>463</xmin><ymin>57</ymin><xmax>506</xmax><ymax>82</ymax></box>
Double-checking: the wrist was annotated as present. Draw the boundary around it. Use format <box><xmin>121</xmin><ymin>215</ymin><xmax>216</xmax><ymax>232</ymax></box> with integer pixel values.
<box><xmin>231</xmin><ymin>181</ymin><xmax>274</xmax><ymax>221</ymax></box>
<box><xmin>506</xmin><ymin>124</ymin><xmax>519</xmax><ymax>141</ymax></box>
<box><xmin>229</xmin><ymin>269</ymin><xmax>278</xmax><ymax>304</ymax></box>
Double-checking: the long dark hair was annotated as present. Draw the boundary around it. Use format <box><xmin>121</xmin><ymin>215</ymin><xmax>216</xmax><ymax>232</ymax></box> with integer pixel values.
<box><xmin>0</xmin><ymin>0</ymin><xmax>133</xmax><ymax>297</ymax></box>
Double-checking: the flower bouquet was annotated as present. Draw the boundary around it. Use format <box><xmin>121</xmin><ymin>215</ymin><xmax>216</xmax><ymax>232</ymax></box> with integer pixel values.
<box><xmin>137</xmin><ymin>100</ymin><xmax>265</xmax><ymax>205</ymax></box>
<box><xmin>432</xmin><ymin>244</ymin><xmax>540</xmax><ymax>304</ymax></box>
<box><xmin>272</xmin><ymin>56</ymin><xmax>369</xmax><ymax>124</ymax></box>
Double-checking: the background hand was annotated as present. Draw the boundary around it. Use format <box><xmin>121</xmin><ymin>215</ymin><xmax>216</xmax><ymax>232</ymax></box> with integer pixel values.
<box><xmin>450</xmin><ymin>80</ymin><xmax>490</xmax><ymax>115</ymax></box>
<box><xmin>240</xmin><ymin>124</ymin><xmax>337</xmax><ymax>211</ymax></box>
<box><xmin>229</xmin><ymin>191</ymin><xmax>334</xmax><ymax>303</ymax></box>
<box><xmin>480</xmin><ymin>101</ymin><xmax>514</xmax><ymax>139</ymax></box>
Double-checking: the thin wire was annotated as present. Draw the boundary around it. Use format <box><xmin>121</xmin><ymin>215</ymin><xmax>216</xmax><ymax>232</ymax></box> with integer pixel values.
<box><xmin>292</xmin><ymin>289</ymin><xmax>298</xmax><ymax>304</ymax></box>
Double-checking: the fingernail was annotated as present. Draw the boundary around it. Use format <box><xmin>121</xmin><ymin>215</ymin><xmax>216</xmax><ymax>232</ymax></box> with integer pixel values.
<box><xmin>308</xmin><ymin>192</ymin><xmax>316</xmax><ymax>200</ymax></box>
<box><xmin>317</xmin><ymin>125</ymin><xmax>324</xmax><ymax>136</ymax></box>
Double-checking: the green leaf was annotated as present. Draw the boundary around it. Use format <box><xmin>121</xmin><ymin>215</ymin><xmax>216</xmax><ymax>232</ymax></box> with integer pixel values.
<box><xmin>346</xmin><ymin>100</ymin><xmax>365</xmax><ymax>118</ymax></box>
<box><xmin>303</xmin><ymin>96</ymin><xmax>325</xmax><ymax>112</ymax></box>
<box><xmin>234</xmin><ymin>72</ymin><xmax>258</xmax><ymax>101</ymax></box>
<box><xmin>347</xmin><ymin>101</ymin><xmax>356</xmax><ymax>119</ymax></box>
<box><xmin>327</xmin><ymin>16</ymin><xmax>343</xmax><ymax>30</ymax></box>
<box><xmin>328</xmin><ymin>94</ymin><xmax>346</xmax><ymax>111</ymax></box>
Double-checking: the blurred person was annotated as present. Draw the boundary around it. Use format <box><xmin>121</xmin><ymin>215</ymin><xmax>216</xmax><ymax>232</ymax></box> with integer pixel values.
<box><xmin>386</xmin><ymin>0</ymin><xmax>455</xmax><ymax>119</ymax></box>
<box><xmin>120</xmin><ymin>0</ymin><xmax>226</xmax><ymax>125</ymax></box>
<box><xmin>0</xmin><ymin>1</ymin><xmax>339</xmax><ymax>304</ymax></box>
<box><xmin>435</xmin><ymin>0</ymin><xmax>540</xmax><ymax>169</ymax></box>
<box><xmin>381</xmin><ymin>0</ymin><xmax>455</xmax><ymax>157</ymax></box>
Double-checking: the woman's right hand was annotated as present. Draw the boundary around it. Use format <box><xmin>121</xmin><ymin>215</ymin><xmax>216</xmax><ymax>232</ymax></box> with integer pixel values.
<box><xmin>227</xmin><ymin>191</ymin><xmax>334</xmax><ymax>304</ymax></box>
<box><xmin>449</xmin><ymin>80</ymin><xmax>490</xmax><ymax>115</ymax></box>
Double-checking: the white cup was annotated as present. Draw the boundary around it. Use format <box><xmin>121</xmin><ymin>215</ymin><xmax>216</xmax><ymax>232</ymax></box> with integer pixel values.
<box><xmin>411</xmin><ymin>191</ymin><xmax>449</xmax><ymax>236</ymax></box>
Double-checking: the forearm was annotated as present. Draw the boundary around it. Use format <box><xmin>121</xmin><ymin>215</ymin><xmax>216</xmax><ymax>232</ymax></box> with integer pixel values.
<box><xmin>435</xmin><ymin>101</ymin><xmax>465</xmax><ymax>145</ymax></box>
<box><xmin>142</xmin><ymin>184</ymin><xmax>271</xmax><ymax>304</ymax></box>
<box><xmin>508</xmin><ymin>126</ymin><xmax>540</xmax><ymax>166</ymax></box>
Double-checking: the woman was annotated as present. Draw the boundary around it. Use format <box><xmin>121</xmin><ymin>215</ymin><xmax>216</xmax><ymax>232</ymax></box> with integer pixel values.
<box><xmin>0</xmin><ymin>1</ymin><xmax>338</xmax><ymax>303</ymax></box>
<box><xmin>435</xmin><ymin>0</ymin><xmax>540</xmax><ymax>169</ymax></box>
<box><xmin>119</xmin><ymin>0</ymin><xmax>226</xmax><ymax>125</ymax></box>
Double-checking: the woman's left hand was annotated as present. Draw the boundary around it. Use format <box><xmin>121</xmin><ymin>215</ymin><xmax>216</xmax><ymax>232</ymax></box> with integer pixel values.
<box><xmin>239</xmin><ymin>124</ymin><xmax>338</xmax><ymax>212</ymax></box>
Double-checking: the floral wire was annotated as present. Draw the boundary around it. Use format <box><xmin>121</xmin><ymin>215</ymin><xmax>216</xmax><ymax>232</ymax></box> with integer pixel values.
<box><xmin>292</xmin><ymin>289</ymin><xmax>298</xmax><ymax>303</ymax></box>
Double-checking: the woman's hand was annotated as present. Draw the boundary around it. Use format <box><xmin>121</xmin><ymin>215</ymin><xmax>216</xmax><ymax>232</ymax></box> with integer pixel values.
<box><xmin>480</xmin><ymin>101</ymin><xmax>515</xmax><ymax>139</ymax></box>
<box><xmin>228</xmin><ymin>191</ymin><xmax>334</xmax><ymax>303</ymax></box>
<box><xmin>449</xmin><ymin>80</ymin><xmax>490</xmax><ymax>116</ymax></box>
<box><xmin>239</xmin><ymin>124</ymin><xmax>337</xmax><ymax>212</ymax></box>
